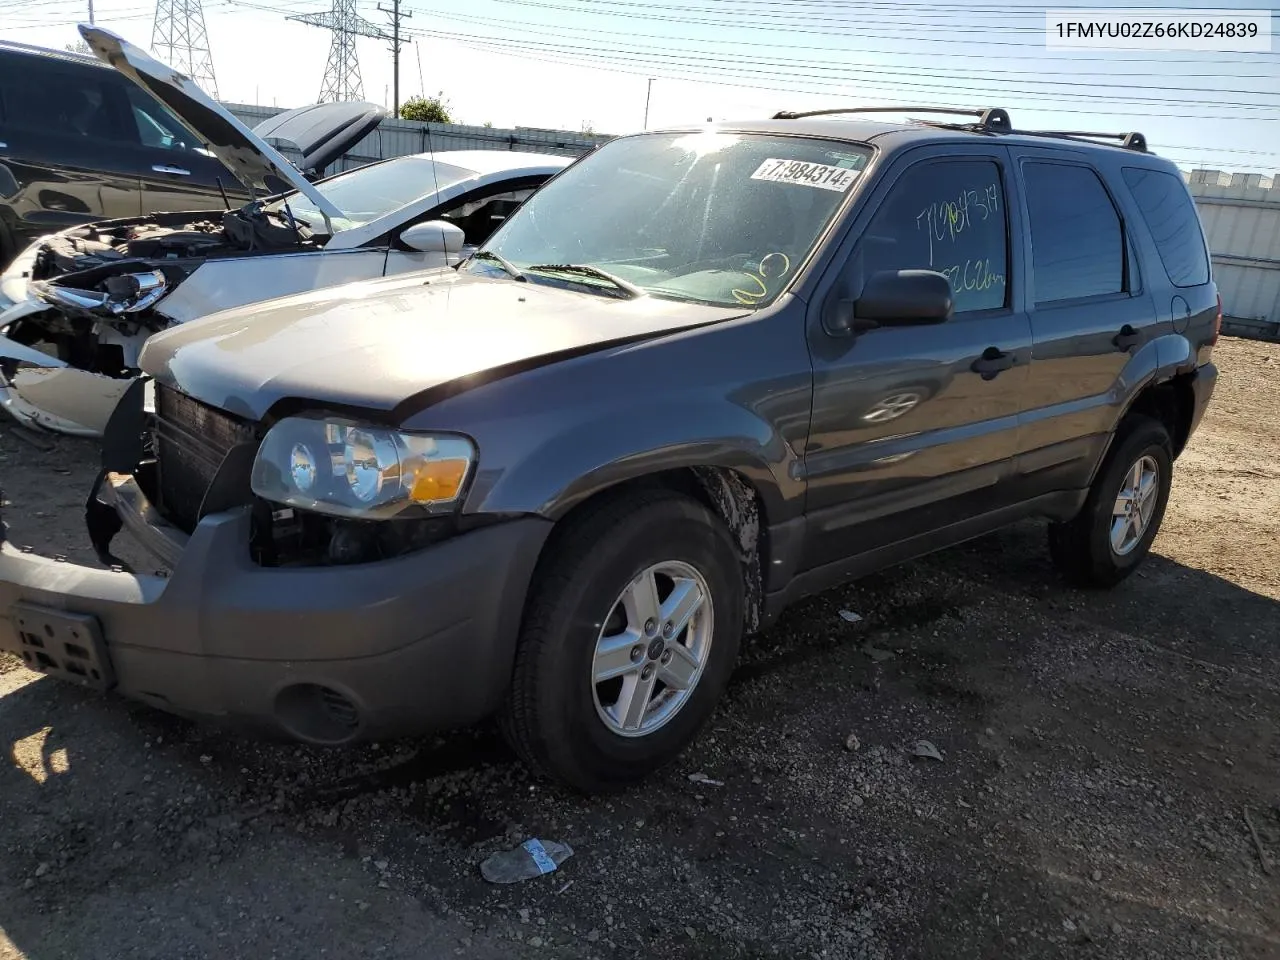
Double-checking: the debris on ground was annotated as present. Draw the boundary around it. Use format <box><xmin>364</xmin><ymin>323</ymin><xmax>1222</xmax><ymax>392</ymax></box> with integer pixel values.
<box><xmin>688</xmin><ymin>771</ymin><xmax>724</xmax><ymax>787</ymax></box>
<box><xmin>844</xmin><ymin>733</ymin><xmax>861</xmax><ymax>752</ymax></box>
<box><xmin>1244</xmin><ymin>807</ymin><xmax>1273</xmax><ymax>876</ymax></box>
<box><xmin>911</xmin><ymin>740</ymin><xmax>945</xmax><ymax>762</ymax></box>
<box><xmin>479</xmin><ymin>839</ymin><xmax>574</xmax><ymax>884</ymax></box>
<box><xmin>839</xmin><ymin>609</ymin><xmax>864</xmax><ymax>623</ymax></box>
<box><xmin>861</xmin><ymin>642</ymin><xmax>895</xmax><ymax>662</ymax></box>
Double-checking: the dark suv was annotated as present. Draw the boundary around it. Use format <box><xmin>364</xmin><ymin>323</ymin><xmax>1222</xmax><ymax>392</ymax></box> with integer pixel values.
<box><xmin>0</xmin><ymin>107</ymin><xmax>1219</xmax><ymax>793</ymax></box>
<box><xmin>0</xmin><ymin>40</ymin><xmax>252</xmax><ymax>267</ymax></box>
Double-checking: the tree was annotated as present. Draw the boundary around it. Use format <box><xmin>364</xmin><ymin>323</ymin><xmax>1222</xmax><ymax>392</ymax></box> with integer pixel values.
<box><xmin>399</xmin><ymin>93</ymin><xmax>452</xmax><ymax>124</ymax></box>
<box><xmin>65</xmin><ymin>40</ymin><xmax>92</xmax><ymax>55</ymax></box>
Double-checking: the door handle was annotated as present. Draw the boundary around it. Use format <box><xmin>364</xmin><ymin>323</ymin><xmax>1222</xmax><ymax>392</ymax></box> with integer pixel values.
<box><xmin>152</xmin><ymin>164</ymin><xmax>191</xmax><ymax>176</ymax></box>
<box><xmin>1113</xmin><ymin>324</ymin><xmax>1142</xmax><ymax>351</ymax></box>
<box><xmin>971</xmin><ymin>346</ymin><xmax>1015</xmax><ymax>380</ymax></box>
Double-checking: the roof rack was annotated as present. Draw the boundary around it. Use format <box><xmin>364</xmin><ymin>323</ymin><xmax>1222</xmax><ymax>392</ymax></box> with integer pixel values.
<box><xmin>771</xmin><ymin>105</ymin><xmax>1012</xmax><ymax>134</ymax></box>
<box><xmin>1015</xmin><ymin>129</ymin><xmax>1149</xmax><ymax>153</ymax></box>
<box><xmin>770</xmin><ymin>105</ymin><xmax>1149</xmax><ymax>153</ymax></box>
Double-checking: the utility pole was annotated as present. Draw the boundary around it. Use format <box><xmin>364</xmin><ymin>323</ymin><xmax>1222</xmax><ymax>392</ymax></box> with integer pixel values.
<box><xmin>643</xmin><ymin>77</ymin><xmax>653</xmax><ymax>130</ymax></box>
<box><xmin>88</xmin><ymin>0</ymin><xmax>94</xmax><ymax>23</ymax></box>
<box><xmin>377</xmin><ymin>0</ymin><xmax>411</xmax><ymax>117</ymax></box>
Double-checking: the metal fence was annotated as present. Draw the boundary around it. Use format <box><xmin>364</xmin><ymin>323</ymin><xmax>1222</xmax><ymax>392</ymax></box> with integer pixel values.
<box><xmin>1187</xmin><ymin>169</ymin><xmax>1280</xmax><ymax>342</ymax></box>
<box><xmin>224</xmin><ymin>102</ymin><xmax>610</xmax><ymax>174</ymax></box>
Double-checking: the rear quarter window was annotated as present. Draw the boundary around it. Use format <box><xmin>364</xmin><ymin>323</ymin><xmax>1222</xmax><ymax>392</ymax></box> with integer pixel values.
<box><xmin>1122</xmin><ymin>166</ymin><xmax>1211</xmax><ymax>288</ymax></box>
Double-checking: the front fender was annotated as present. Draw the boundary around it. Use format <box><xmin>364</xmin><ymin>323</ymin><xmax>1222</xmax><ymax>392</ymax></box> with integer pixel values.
<box><xmin>470</xmin><ymin>397</ymin><xmax>801</xmax><ymax>523</ymax></box>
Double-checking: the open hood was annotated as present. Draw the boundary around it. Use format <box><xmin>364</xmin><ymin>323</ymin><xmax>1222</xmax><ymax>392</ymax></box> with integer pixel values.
<box><xmin>253</xmin><ymin>101</ymin><xmax>387</xmax><ymax>176</ymax></box>
<box><xmin>78</xmin><ymin>25</ymin><xmax>344</xmax><ymax>226</ymax></box>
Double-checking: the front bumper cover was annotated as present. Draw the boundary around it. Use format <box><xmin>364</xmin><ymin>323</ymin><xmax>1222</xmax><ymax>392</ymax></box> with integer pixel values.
<box><xmin>0</xmin><ymin>475</ymin><xmax>552</xmax><ymax>742</ymax></box>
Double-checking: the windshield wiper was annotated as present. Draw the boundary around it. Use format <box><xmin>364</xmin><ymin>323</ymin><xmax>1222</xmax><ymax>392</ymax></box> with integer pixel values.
<box><xmin>525</xmin><ymin>264</ymin><xmax>645</xmax><ymax>300</ymax></box>
<box><xmin>466</xmin><ymin>249</ymin><xmax>526</xmax><ymax>281</ymax></box>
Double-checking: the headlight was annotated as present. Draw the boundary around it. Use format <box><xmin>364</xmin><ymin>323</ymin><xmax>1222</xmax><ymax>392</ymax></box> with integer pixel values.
<box><xmin>251</xmin><ymin>416</ymin><xmax>476</xmax><ymax>520</ymax></box>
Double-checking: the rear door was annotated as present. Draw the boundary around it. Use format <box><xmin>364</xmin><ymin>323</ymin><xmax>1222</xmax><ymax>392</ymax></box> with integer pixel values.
<box><xmin>1008</xmin><ymin>148</ymin><xmax>1158</xmax><ymax>497</ymax></box>
<box><xmin>802</xmin><ymin>144</ymin><xmax>1034</xmax><ymax>570</ymax></box>
<box><xmin>0</xmin><ymin>52</ymin><xmax>143</xmax><ymax>243</ymax></box>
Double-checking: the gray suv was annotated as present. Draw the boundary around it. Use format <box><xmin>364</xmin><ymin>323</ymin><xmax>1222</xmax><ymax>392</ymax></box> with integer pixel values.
<box><xmin>0</xmin><ymin>107</ymin><xmax>1220</xmax><ymax>793</ymax></box>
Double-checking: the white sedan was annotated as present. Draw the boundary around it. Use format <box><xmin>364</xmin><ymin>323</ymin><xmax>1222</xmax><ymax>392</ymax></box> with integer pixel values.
<box><xmin>0</xmin><ymin>25</ymin><xmax>573</xmax><ymax>437</ymax></box>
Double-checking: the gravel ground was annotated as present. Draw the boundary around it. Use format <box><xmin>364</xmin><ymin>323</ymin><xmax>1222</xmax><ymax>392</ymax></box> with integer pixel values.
<box><xmin>2</xmin><ymin>336</ymin><xmax>1279</xmax><ymax>960</ymax></box>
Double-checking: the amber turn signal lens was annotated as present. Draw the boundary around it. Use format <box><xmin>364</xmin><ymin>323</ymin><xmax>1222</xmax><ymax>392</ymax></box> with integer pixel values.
<box><xmin>409</xmin><ymin>458</ymin><xmax>469</xmax><ymax>503</ymax></box>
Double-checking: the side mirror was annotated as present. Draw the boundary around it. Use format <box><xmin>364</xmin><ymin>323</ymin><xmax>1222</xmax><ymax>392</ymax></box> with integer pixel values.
<box><xmin>400</xmin><ymin>220</ymin><xmax>466</xmax><ymax>254</ymax></box>
<box><xmin>824</xmin><ymin>269</ymin><xmax>954</xmax><ymax>337</ymax></box>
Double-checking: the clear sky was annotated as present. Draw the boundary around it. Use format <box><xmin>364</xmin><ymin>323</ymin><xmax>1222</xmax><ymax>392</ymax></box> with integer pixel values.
<box><xmin>2</xmin><ymin>0</ymin><xmax>1277</xmax><ymax>174</ymax></box>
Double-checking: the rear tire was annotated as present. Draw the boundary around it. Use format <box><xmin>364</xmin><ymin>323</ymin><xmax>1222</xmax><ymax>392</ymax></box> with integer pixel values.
<box><xmin>499</xmin><ymin>490</ymin><xmax>744</xmax><ymax>793</ymax></box>
<box><xmin>1047</xmin><ymin>414</ymin><xmax>1173</xmax><ymax>588</ymax></box>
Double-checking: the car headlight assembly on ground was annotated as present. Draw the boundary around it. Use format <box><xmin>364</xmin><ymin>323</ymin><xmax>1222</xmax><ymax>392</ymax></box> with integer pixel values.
<box><xmin>251</xmin><ymin>417</ymin><xmax>476</xmax><ymax>520</ymax></box>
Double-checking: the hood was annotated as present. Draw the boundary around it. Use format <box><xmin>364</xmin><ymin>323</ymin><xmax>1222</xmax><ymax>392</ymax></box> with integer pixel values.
<box><xmin>140</xmin><ymin>271</ymin><xmax>747</xmax><ymax>421</ymax></box>
<box><xmin>252</xmin><ymin>101</ymin><xmax>387</xmax><ymax>176</ymax></box>
<box><xmin>78</xmin><ymin>25</ymin><xmax>343</xmax><ymax>226</ymax></box>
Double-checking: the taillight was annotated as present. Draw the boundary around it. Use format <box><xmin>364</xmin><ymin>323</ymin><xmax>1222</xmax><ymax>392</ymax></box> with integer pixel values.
<box><xmin>1212</xmin><ymin>293</ymin><xmax>1222</xmax><ymax>344</ymax></box>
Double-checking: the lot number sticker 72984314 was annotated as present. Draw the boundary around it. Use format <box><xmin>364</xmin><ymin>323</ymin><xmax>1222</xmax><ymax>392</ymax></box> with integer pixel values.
<box><xmin>750</xmin><ymin>158</ymin><xmax>861</xmax><ymax>192</ymax></box>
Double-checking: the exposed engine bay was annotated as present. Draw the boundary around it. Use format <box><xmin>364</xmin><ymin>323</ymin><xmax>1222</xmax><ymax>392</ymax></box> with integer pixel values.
<box><xmin>4</xmin><ymin>204</ymin><xmax>323</xmax><ymax>377</ymax></box>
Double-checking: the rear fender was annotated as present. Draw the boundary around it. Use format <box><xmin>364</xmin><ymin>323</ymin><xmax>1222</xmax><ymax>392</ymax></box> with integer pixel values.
<box><xmin>1089</xmin><ymin>331</ymin><xmax>1198</xmax><ymax>483</ymax></box>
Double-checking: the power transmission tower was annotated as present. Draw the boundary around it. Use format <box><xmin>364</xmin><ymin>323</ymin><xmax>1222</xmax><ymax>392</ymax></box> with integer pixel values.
<box><xmin>151</xmin><ymin>0</ymin><xmax>219</xmax><ymax>98</ymax></box>
<box><xmin>376</xmin><ymin>0</ymin><xmax>410</xmax><ymax>117</ymax></box>
<box><xmin>289</xmin><ymin>0</ymin><xmax>385</xmax><ymax>103</ymax></box>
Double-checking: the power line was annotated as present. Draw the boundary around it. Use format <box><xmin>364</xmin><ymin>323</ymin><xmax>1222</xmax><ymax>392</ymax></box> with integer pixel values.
<box><xmin>405</xmin><ymin>27</ymin><xmax>1280</xmax><ymax>115</ymax></box>
<box><xmin>410</xmin><ymin>7</ymin><xmax>1280</xmax><ymax>98</ymax></box>
<box><xmin>415</xmin><ymin>31</ymin><xmax>1280</xmax><ymax>129</ymax></box>
<box><xmin>456</xmin><ymin>0</ymin><xmax>1280</xmax><ymax>62</ymax></box>
<box><xmin>410</xmin><ymin>5</ymin><xmax>1280</xmax><ymax>81</ymax></box>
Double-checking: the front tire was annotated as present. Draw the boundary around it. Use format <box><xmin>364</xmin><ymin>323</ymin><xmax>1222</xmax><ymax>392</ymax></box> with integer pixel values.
<box><xmin>499</xmin><ymin>490</ymin><xmax>744</xmax><ymax>793</ymax></box>
<box><xmin>1048</xmin><ymin>414</ymin><xmax>1173</xmax><ymax>587</ymax></box>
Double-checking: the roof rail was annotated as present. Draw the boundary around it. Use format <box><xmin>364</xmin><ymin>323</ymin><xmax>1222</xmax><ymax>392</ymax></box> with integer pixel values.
<box><xmin>1013</xmin><ymin>129</ymin><xmax>1149</xmax><ymax>153</ymax></box>
<box><xmin>771</xmin><ymin>105</ymin><xmax>1012</xmax><ymax>134</ymax></box>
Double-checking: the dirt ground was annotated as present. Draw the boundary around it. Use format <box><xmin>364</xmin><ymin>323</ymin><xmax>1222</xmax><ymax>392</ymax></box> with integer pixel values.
<box><xmin>2</xmin><ymin>336</ymin><xmax>1278</xmax><ymax>960</ymax></box>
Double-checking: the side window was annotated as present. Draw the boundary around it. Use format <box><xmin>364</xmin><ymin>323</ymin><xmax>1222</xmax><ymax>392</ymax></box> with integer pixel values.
<box><xmin>125</xmin><ymin>87</ymin><xmax>192</xmax><ymax>151</ymax></box>
<box><xmin>854</xmin><ymin>159</ymin><xmax>1008</xmax><ymax>314</ymax></box>
<box><xmin>437</xmin><ymin>184</ymin><xmax>541</xmax><ymax>246</ymax></box>
<box><xmin>1</xmin><ymin>62</ymin><xmax>135</xmax><ymax>144</ymax></box>
<box><xmin>1024</xmin><ymin>162</ymin><xmax>1124</xmax><ymax>304</ymax></box>
<box><xmin>1122</xmin><ymin>166</ymin><xmax>1210</xmax><ymax>287</ymax></box>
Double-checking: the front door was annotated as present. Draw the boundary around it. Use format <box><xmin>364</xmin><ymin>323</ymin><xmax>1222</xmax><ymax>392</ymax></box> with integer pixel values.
<box><xmin>802</xmin><ymin>147</ymin><xmax>1033</xmax><ymax>571</ymax></box>
<box><xmin>121</xmin><ymin>84</ymin><xmax>253</xmax><ymax>214</ymax></box>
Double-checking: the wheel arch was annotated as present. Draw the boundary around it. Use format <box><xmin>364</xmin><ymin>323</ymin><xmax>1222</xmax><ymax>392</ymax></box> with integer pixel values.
<box><xmin>531</xmin><ymin>465</ymin><xmax>774</xmax><ymax>636</ymax></box>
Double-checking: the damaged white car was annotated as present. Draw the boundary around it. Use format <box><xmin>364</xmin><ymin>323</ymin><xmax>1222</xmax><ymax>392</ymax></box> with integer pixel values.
<box><xmin>0</xmin><ymin>25</ymin><xmax>572</xmax><ymax>437</ymax></box>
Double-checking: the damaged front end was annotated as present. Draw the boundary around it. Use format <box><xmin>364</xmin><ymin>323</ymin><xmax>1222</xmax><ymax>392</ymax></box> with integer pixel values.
<box><xmin>32</xmin><ymin>267</ymin><xmax>169</xmax><ymax>318</ymax></box>
<box><xmin>0</xmin><ymin>205</ymin><xmax>318</xmax><ymax>437</ymax></box>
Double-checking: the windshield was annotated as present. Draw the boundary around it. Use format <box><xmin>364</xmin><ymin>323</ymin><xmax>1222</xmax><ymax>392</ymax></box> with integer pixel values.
<box><xmin>471</xmin><ymin>132</ymin><xmax>870</xmax><ymax>306</ymax></box>
<box><xmin>271</xmin><ymin>156</ymin><xmax>477</xmax><ymax>233</ymax></box>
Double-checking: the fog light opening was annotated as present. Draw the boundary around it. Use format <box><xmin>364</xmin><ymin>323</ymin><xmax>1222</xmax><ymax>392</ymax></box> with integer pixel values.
<box><xmin>275</xmin><ymin>683</ymin><xmax>363</xmax><ymax>744</ymax></box>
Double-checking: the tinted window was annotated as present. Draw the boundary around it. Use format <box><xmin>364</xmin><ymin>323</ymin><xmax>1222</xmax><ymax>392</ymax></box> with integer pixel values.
<box><xmin>854</xmin><ymin>158</ymin><xmax>1008</xmax><ymax>313</ymax></box>
<box><xmin>1122</xmin><ymin>166</ymin><xmax>1210</xmax><ymax>287</ymax></box>
<box><xmin>126</xmin><ymin>86</ymin><xmax>195</xmax><ymax>152</ymax></box>
<box><xmin>1024</xmin><ymin>162</ymin><xmax>1124</xmax><ymax>304</ymax></box>
<box><xmin>0</xmin><ymin>58</ymin><xmax>134</xmax><ymax>144</ymax></box>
